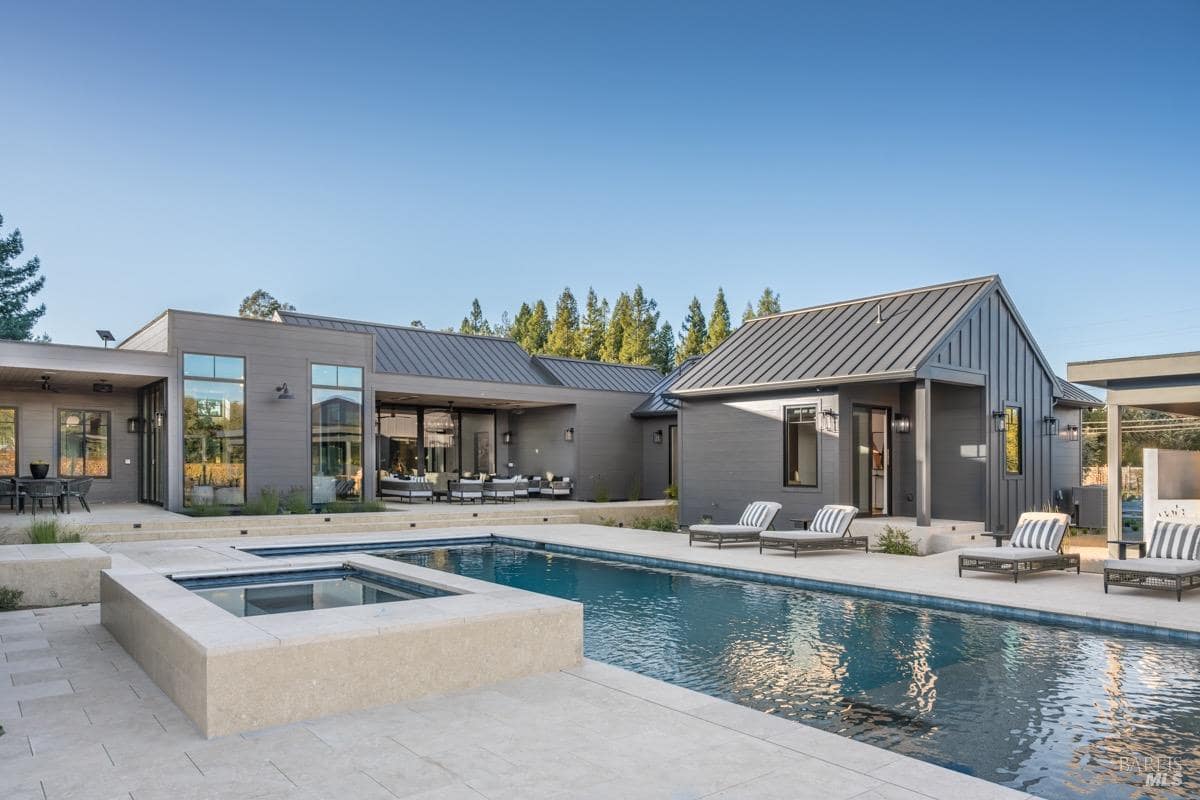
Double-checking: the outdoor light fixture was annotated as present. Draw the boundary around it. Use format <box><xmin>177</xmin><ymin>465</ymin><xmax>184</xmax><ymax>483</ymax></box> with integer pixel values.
<box><xmin>821</xmin><ymin>408</ymin><xmax>839</xmax><ymax>432</ymax></box>
<box><xmin>564</xmin><ymin>427</ymin><xmax>575</xmax><ymax>442</ymax></box>
<box><xmin>502</xmin><ymin>431</ymin><xmax>512</xmax><ymax>445</ymax></box>
<box><xmin>653</xmin><ymin>429</ymin><xmax>663</xmax><ymax>444</ymax></box>
<box><xmin>127</xmin><ymin>417</ymin><xmax>143</xmax><ymax>434</ymax></box>
<box><xmin>275</xmin><ymin>382</ymin><xmax>295</xmax><ymax>400</ymax></box>
<box><xmin>992</xmin><ymin>411</ymin><xmax>1007</xmax><ymax>433</ymax></box>
<box><xmin>1042</xmin><ymin>415</ymin><xmax>1058</xmax><ymax>436</ymax></box>
<box><xmin>892</xmin><ymin>413</ymin><xmax>911</xmax><ymax>434</ymax></box>
<box><xmin>1063</xmin><ymin>424</ymin><xmax>1080</xmax><ymax>442</ymax></box>
<box><xmin>96</xmin><ymin>330</ymin><xmax>115</xmax><ymax>348</ymax></box>
<box><xmin>93</xmin><ymin>381</ymin><xmax>113</xmax><ymax>393</ymax></box>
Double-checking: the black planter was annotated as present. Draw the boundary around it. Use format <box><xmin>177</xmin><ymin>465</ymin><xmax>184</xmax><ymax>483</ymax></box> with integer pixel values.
<box><xmin>29</xmin><ymin>463</ymin><xmax>49</xmax><ymax>479</ymax></box>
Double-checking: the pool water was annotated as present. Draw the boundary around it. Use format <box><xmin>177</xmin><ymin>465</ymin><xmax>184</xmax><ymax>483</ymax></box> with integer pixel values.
<box><xmin>386</xmin><ymin>544</ymin><xmax>1200</xmax><ymax>800</ymax></box>
<box><xmin>178</xmin><ymin>567</ymin><xmax>448</xmax><ymax>617</ymax></box>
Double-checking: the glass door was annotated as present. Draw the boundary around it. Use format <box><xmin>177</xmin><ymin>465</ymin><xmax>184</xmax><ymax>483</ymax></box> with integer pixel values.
<box><xmin>852</xmin><ymin>406</ymin><xmax>890</xmax><ymax>516</ymax></box>
<box><xmin>138</xmin><ymin>380</ymin><xmax>167</xmax><ymax>505</ymax></box>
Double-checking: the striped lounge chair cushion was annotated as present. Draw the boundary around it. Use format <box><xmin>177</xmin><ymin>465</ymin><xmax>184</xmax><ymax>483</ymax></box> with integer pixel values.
<box><xmin>736</xmin><ymin>502</ymin><xmax>780</xmax><ymax>531</ymax></box>
<box><xmin>810</xmin><ymin>506</ymin><xmax>857</xmax><ymax>536</ymax></box>
<box><xmin>1009</xmin><ymin>516</ymin><xmax>1067</xmax><ymax>551</ymax></box>
<box><xmin>1146</xmin><ymin>520</ymin><xmax>1200</xmax><ymax>560</ymax></box>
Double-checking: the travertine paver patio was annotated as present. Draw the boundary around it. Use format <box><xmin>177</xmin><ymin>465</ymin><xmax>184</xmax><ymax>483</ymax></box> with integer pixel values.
<box><xmin>1</xmin><ymin>604</ymin><xmax>1025</xmax><ymax>800</ymax></box>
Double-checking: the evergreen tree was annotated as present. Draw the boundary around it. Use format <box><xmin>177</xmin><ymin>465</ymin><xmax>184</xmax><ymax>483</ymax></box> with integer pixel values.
<box><xmin>754</xmin><ymin>287</ymin><xmax>782</xmax><ymax>317</ymax></box>
<box><xmin>0</xmin><ymin>214</ymin><xmax>47</xmax><ymax>340</ymax></box>
<box><xmin>651</xmin><ymin>322</ymin><xmax>675</xmax><ymax>374</ymax></box>
<box><xmin>460</xmin><ymin>298</ymin><xmax>492</xmax><ymax>335</ymax></box>
<box><xmin>524</xmin><ymin>300</ymin><xmax>551</xmax><ymax>353</ymax></box>
<box><xmin>492</xmin><ymin>311</ymin><xmax>512</xmax><ymax>338</ymax></box>
<box><xmin>602</xmin><ymin>292</ymin><xmax>632</xmax><ymax>362</ymax></box>
<box><xmin>578</xmin><ymin>288</ymin><xmax>609</xmax><ymax>361</ymax></box>
<box><xmin>510</xmin><ymin>303</ymin><xmax>532</xmax><ymax>345</ymax></box>
<box><xmin>408</xmin><ymin>320</ymin><xmax>425</xmax><ymax>328</ymax></box>
<box><xmin>545</xmin><ymin>287</ymin><xmax>580</xmax><ymax>356</ymax></box>
<box><xmin>238</xmin><ymin>289</ymin><xmax>294</xmax><ymax>320</ymax></box>
<box><xmin>619</xmin><ymin>285</ymin><xmax>656</xmax><ymax>366</ymax></box>
<box><xmin>676</xmin><ymin>296</ymin><xmax>707</xmax><ymax>363</ymax></box>
<box><xmin>705</xmin><ymin>287</ymin><xmax>732</xmax><ymax>352</ymax></box>
<box><xmin>742</xmin><ymin>301</ymin><xmax>755</xmax><ymax>323</ymax></box>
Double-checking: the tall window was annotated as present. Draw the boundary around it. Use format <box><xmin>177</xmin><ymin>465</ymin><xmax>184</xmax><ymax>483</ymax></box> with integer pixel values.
<box><xmin>58</xmin><ymin>411</ymin><xmax>110</xmax><ymax>477</ymax></box>
<box><xmin>1005</xmin><ymin>406</ymin><xmax>1023</xmax><ymax>476</ymax></box>
<box><xmin>0</xmin><ymin>408</ymin><xmax>17</xmax><ymax>477</ymax></box>
<box><xmin>312</xmin><ymin>364</ymin><xmax>363</xmax><ymax>503</ymax></box>
<box><xmin>183</xmin><ymin>354</ymin><xmax>246</xmax><ymax>506</ymax></box>
<box><xmin>784</xmin><ymin>405</ymin><xmax>818</xmax><ymax>487</ymax></box>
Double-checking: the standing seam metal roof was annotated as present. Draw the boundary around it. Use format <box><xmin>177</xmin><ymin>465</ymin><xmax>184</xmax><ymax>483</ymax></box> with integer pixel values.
<box><xmin>1054</xmin><ymin>376</ymin><xmax>1103</xmax><ymax>407</ymax></box>
<box><xmin>632</xmin><ymin>357</ymin><xmax>702</xmax><ymax>417</ymax></box>
<box><xmin>533</xmin><ymin>356</ymin><xmax>661</xmax><ymax>393</ymax></box>
<box><xmin>672</xmin><ymin>277</ymin><xmax>997</xmax><ymax>393</ymax></box>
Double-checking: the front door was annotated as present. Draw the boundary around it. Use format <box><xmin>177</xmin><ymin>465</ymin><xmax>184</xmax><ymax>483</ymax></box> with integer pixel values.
<box><xmin>138</xmin><ymin>380</ymin><xmax>167</xmax><ymax>505</ymax></box>
<box><xmin>852</xmin><ymin>407</ymin><xmax>890</xmax><ymax>516</ymax></box>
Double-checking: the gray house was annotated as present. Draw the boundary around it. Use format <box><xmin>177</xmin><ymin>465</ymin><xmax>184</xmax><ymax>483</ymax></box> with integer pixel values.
<box><xmin>0</xmin><ymin>309</ymin><xmax>663</xmax><ymax>512</ymax></box>
<box><xmin>669</xmin><ymin>276</ymin><xmax>1100</xmax><ymax>534</ymax></box>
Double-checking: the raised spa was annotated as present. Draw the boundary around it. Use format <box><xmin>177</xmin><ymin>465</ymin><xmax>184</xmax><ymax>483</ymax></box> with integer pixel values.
<box><xmin>174</xmin><ymin>567</ymin><xmax>451</xmax><ymax>617</ymax></box>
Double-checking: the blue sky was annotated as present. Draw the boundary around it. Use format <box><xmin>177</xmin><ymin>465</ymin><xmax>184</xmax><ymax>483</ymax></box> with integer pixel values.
<box><xmin>2</xmin><ymin>1</ymin><xmax>1197</xmax><ymax>371</ymax></box>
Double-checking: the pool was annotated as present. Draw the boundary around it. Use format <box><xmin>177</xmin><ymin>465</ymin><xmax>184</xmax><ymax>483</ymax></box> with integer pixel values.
<box><xmin>176</xmin><ymin>567</ymin><xmax>452</xmax><ymax>617</ymax></box>
<box><xmin>384</xmin><ymin>543</ymin><xmax>1199</xmax><ymax>800</ymax></box>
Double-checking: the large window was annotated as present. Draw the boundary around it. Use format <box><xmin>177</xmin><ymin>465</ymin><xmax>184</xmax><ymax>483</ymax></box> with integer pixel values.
<box><xmin>378</xmin><ymin>409</ymin><xmax>419</xmax><ymax>476</ymax></box>
<box><xmin>1004</xmin><ymin>406</ymin><xmax>1023</xmax><ymax>476</ymax></box>
<box><xmin>184</xmin><ymin>354</ymin><xmax>245</xmax><ymax>506</ymax></box>
<box><xmin>58</xmin><ymin>410</ymin><xmax>110</xmax><ymax>478</ymax></box>
<box><xmin>784</xmin><ymin>405</ymin><xmax>818</xmax><ymax>487</ymax></box>
<box><xmin>312</xmin><ymin>364</ymin><xmax>363</xmax><ymax>504</ymax></box>
<box><xmin>0</xmin><ymin>408</ymin><xmax>17</xmax><ymax>477</ymax></box>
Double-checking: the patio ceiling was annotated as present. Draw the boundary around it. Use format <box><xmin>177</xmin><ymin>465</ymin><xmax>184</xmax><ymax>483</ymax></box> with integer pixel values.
<box><xmin>1067</xmin><ymin>350</ymin><xmax>1200</xmax><ymax>416</ymax></box>
<box><xmin>374</xmin><ymin>390</ymin><xmax>560</xmax><ymax>410</ymax></box>
<box><xmin>0</xmin><ymin>365</ymin><xmax>160</xmax><ymax>394</ymax></box>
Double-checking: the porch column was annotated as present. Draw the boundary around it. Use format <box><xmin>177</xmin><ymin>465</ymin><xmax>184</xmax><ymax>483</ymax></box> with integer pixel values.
<box><xmin>1107</xmin><ymin>403</ymin><xmax>1122</xmax><ymax>541</ymax></box>
<box><xmin>914</xmin><ymin>378</ymin><xmax>932</xmax><ymax>527</ymax></box>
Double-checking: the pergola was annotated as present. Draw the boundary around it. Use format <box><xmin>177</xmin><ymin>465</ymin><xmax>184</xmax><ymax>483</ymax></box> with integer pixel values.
<box><xmin>1067</xmin><ymin>351</ymin><xmax>1200</xmax><ymax>539</ymax></box>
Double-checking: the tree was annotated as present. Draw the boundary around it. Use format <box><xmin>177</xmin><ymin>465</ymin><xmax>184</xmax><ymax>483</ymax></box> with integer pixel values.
<box><xmin>676</xmin><ymin>296</ymin><xmax>707</xmax><ymax>363</ymax></box>
<box><xmin>408</xmin><ymin>320</ymin><xmax>425</xmax><ymax>328</ymax></box>
<box><xmin>510</xmin><ymin>303</ymin><xmax>532</xmax><ymax>345</ymax></box>
<box><xmin>619</xmin><ymin>286</ymin><xmax>657</xmax><ymax>366</ymax></box>
<box><xmin>522</xmin><ymin>300</ymin><xmax>551</xmax><ymax>353</ymax></box>
<box><xmin>0</xmin><ymin>214</ymin><xmax>47</xmax><ymax>340</ymax></box>
<box><xmin>705</xmin><ymin>287</ymin><xmax>732</xmax><ymax>352</ymax></box>
<box><xmin>238</xmin><ymin>289</ymin><xmax>294</xmax><ymax>320</ymax></box>
<box><xmin>742</xmin><ymin>301</ymin><xmax>756</xmax><ymax>323</ymax></box>
<box><xmin>651</xmin><ymin>322</ymin><xmax>675</xmax><ymax>374</ymax></box>
<box><xmin>545</xmin><ymin>287</ymin><xmax>580</xmax><ymax>356</ymax></box>
<box><xmin>460</xmin><ymin>298</ymin><xmax>492</xmax><ymax>335</ymax></box>
<box><xmin>578</xmin><ymin>288</ymin><xmax>609</xmax><ymax>361</ymax></box>
<box><xmin>602</xmin><ymin>293</ymin><xmax>632</xmax><ymax>362</ymax></box>
<box><xmin>754</xmin><ymin>287</ymin><xmax>782</xmax><ymax>317</ymax></box>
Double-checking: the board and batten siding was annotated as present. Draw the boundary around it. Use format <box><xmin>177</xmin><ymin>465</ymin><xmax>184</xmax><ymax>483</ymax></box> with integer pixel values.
<box><xmin>1050</xmin><ymin>407</ymin><xmax>1083</xmax><ymax>494</ymax></box>
<box><xmin>925</xmin><ymin>288</ymin><xmax>1058</xmax><ymax>532</ymax></box>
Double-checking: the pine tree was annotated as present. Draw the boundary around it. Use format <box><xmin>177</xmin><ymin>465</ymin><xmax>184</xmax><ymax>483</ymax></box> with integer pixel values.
<box><xmin>524</xmin><ymin>300</ymin><xmax>550</xmax><ymax>353</ymax></box>
<box><xmin>677</xmin><ymin>297</ymin><xmax>707</xmax><ymax>363</ymax></box>
<box><xmin>651</xmin><ymin>322</ymin><xmax>675</xmax><ymax>374</ymax></box>
<box><xmin>578</xmin><ymin>288</ymin><xmax>608</xmax><ymax>361</ymax></box>
<box><xmin>510</xmin><ymin>303</ymin><xmax>532</xmax><ymax>345</ymax></box>
<box><xmin>742</xmin><ymin>301</ymin><xmax>755</xmax><ymax>323</ymax></box>
<box><xmin>602</xmin><ymin>293</ymin><xmax>632</xmax><ymax>362</ymax></box>
<box><xmin>545</xmin><ymin>288</ymin><xmax>580</xmax><ymax>356</ymax></box>
<box><xmin>0</xmin><ymin>214</ymin><xmax>47</xmax><ymax>341</ymax></box>
<box><xmin>755</xmin><ymin>287</ymin><xmax>782</xmax><ymax>317</ymax></box>
<box><xmin>460</xmin><ymin>298</ymin><xmax>491</xmax><ymax>335</ymax></box>
<box><xmin>619</xmin><ymin>285</ymin><xmax>656</xmax><ymax>366</ymax></box>
<box><xmin>493</xmin><ymin>311</ymin><xmax>512</xmax><ymax>338</ymax></box>
<box><xmin>705</xmin><ymin>287</ymin><xmax>732</xmax><ymax>352</ymax></box>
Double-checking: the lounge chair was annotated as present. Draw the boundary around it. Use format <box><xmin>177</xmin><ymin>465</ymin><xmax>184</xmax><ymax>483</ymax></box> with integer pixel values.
<box><xmin>759</xmin><ymin>505</ymin><xmax>864</xmax><ymax>555</ymax></box>
<box><xmin>543</xmin><ymin>477</ymin><xmax>572</xmax><ymax>499</ymax></box>
<box><xmin>513</xmin><ymin>478</ymin><xmax>530</xmax><ymax>500</ymax></box>
<box><xmin>483</xmin><ymin>478</ymin><xmax>518</xmax><ymax>503</ymax></box>
<box><xmin>447</xmin><ymin>479</ymin><xmax>483</xmax><ymax>504</ymax></box>
<box><xmin>1104</xmin><ymin>519</ymin><xmax>1200</xmax><ymax>601</ymax></box>
<box><xmin>380</xmin><ymin>477</ymin><xmax>433</xmax><ymax>503</ymax></box>
<box><xmin>957</xmin><ymin>512</ymin><xmax>1078</xmax><ymax>582</ymax></box>
<box><xmin>689</xmin><ymin>501</ymin><xmax>782</xmax><ymax>548</ymax></box>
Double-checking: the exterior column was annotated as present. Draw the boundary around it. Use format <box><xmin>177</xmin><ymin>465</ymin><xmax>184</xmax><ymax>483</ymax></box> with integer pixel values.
<box><xmin>914</xmin><ymin>379</ymin><xmax>932</xmax><ymax>527</ymax></box>
<box><xmin>1107</xmin><ymin>403</ymin><xmax>1122</xmax><ymax>542</ymax></box>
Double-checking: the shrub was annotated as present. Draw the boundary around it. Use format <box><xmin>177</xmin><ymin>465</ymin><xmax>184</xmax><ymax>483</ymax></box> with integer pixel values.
<box><xmin>242</xmin><ymin>488</ymin><xmax>281</xmax><ymax>516</ymax></box>
<box><xmin>630</xmin><ymin>515</ymin><xmax>677</xmax><ymax>532</ymax></box>
<box><xmin>876</xmin><ymin>526</ymin><xmax>919</xmax><ymax>556</ymax></box>
<box><xmin>27</xmin><ymin>519</ymin><xmax>82</xmax><ymax>544</ymax></box>
<box><xmin>324</xmin><ymin>500</ymin><xmax>387</xmax><ymax>514</ymax></box>
<box><xmin>284</xmin><ymin>488</ymin><xmax>310</xmax><ymax>514</ymax></box>
<box><xmin>593</xmin><ymin>483</ymin><xmax>610</xmax><ymax>503</ymax></box>
<box><xmin>0</xmin><ymin>586</ymin><xmax>23</xmax><ymax>611</ymax></box>
<box><xmin>628</xmin><ymin>478</ymin><xmax>641</xmax><ymax>502</ymax></box>
<box><xmin>664</xmin><ymin>484</ymin><xmax>678</xmax><ymax>500</ymax></box>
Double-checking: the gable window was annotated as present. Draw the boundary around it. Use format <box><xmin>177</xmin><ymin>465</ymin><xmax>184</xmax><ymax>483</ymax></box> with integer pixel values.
<box><xmin>784</xmin><ymin>405</ymin><xmax>818</xmax><ymax>487</ymax></box>
<box><xmin>1004</xmin><ymin>406</ymin><xmax>1023</xmax><ymax>476</ymax></box>
<box><xmin>0</xmin><ymin>407</ymin><xmax>16</xmax><ymax>477</ymax></box>
<box><xmin>58</xmin><ymin>410</ymin><xmax>111</xmax><ymax>478</ymax></box>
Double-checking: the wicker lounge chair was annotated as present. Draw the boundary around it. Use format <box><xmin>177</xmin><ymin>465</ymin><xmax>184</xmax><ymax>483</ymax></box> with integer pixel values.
<box><xmin>957</xmin><ymin>512</ymin><xmax>1077</xmax><ymax>582</ymax></box>
<box><xmin>542</xmin><ymin>477</ymin><xmax>572</xmax><ymax>499</ymax></box>
<box><xmin>1104</xmin><ymin>519</ymin><xmax>1200</xmax><ymax>601</ymax></box>
<box><xmin>447</xmin><ymin>478</ymin><xmax>483</xmax><ymax>504</ymax></box>
<box><xmin>483</xmin><ymin>478</ymin><xmax>518</xmax><ymax>503</ymax></box>
<box><xmin>759</xmin><ymin>505</ymin><xmax>864</xmax><ymax>555</ymax></box>
<box><xmin>689</xmin><ymin>501</ymin><xmax>782</xmax><ymax>548</ymax></box>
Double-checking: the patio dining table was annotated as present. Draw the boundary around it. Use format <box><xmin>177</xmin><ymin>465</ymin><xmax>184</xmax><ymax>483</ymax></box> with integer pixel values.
<box><xmin>11</xmin><ymin>476</ymin><xmax>68</xmax><ymax>513</ymax></box>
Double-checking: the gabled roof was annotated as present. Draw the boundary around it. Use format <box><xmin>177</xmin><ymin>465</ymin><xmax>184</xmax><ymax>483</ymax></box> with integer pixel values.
<box><xmin>672</xmin><ymin>276</ymin><xmax>1000</xmax><ymax>396</ymax></box>
<box><xmin>533</xmin><ymin>355</ymin><xmax>661</xmax><ymax>393</ymax></box>
<box><xmin>632</xmin><ymin>357</ymin><xmax>702</xmax><ymax>417</ymax></box>
<box><xmin>1054</xmin><ymin>376</ymin><xmax>1103</xmax><ymax>408</ymax></box>
<box><xmin>278</xmin><ymin>311</ymin><xmax>658</xmax><ymax>394</ymax></box>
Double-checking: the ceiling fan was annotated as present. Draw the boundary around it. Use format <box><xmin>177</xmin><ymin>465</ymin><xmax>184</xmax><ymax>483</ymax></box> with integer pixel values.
<box><xmin>40</xmin><ymin>374</ymin><xmax>64</xmax><ymax>393</ymax></box>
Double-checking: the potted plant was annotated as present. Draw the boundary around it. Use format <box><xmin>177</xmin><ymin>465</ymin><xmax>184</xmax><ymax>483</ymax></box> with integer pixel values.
<box><xmin>29</xmin><ymin>460</ymin><xmax>49</xmax><ymax>479</ymax></box>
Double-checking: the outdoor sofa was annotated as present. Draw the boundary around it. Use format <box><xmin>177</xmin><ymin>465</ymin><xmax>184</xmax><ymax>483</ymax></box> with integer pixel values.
<box><xmin>688</xmin><ymin>501</ymin><xmax>782</xmax><ymax>548</ymax></box>
<box><xmin>957</xmin><ymin>512</ymin><xmax>1078</xmax><ymax>582</ymax></box>
<box><xmin>379</xmin><ymin>476</ymin><xmax>434</xmax><ymax>503</ymax></box>
<box><xmin>759</xmin><ymin>505</ymin><xmax>865</xmax><ymax>555</ymax></box>
<box><xmin>1104</xmin><ymin>519</ymin><xmax>1200</xmax><ymax>601</ymax></box>
<box><xmin>483</xmin><ymin>478</ymin><xmax>518</xmax><ymax>503</ymax></box>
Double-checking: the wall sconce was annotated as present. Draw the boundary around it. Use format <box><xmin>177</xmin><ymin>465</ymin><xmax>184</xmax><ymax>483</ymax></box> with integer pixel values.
<box><xmin>126</xmin><ymin>417</ymin><xmax>144</xmax><ymax>434</ymax></box>
<box><xmin>502</xmin><ymin>431</ymin><xmax>512</xmax><ymax>445</ymax></box>
<box><xmin>564</xmin><ymin>427</ymin><xmax>575</xmax><ymax>442</ymax></box>
<box><xmin>992</xmin><ymin>411</ymin><xmax>1007</xmax><ymax>433</ymax></box>
<box><xmin>1062</xmin><ymin>424</ymin><xmax>1080</xmax><ymax>442</ymax></box>
<box><xmin>1042</xmin><ymin>415</ymin><xmax>1058</xmax><ymax>436</ymax></box>
<box><xmin>821</xmin><ymin>408</ymin><xmax>839</xmax><ymax>432</ymax></box>
<box><xmin>275</xmin><ymin>382</ymin><xmax>295</xmax><ymax>400</ymax></box>
<box><xmin>892</xmin><ymin>413</ymin><xmax>911</xmax><ymax>434</ymax></box>
<box><xmin>653</xmin><ymin>429</ymin><xmax>663</xmax><ymax>444</ymax></box>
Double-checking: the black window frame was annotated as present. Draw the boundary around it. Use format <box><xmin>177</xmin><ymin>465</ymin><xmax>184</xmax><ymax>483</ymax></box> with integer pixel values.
<box><xmin>57</xmin><ymin>409</ymin><xmax>112</xmax><ymax>479</ymax></box>
<box><xmin>1004</xmin><ymin>405</ymin><xmax>1023</xmax><ymax>477</ymax></box>
<box><xmin>0</xmin><ymin>406</ymin><xmax>17</xmax><ymax>478</ymax></box>
<box><xmin>783</xmin><ymin>404</ymin><xmax>820</xmax><ymax>489</ymax></box>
